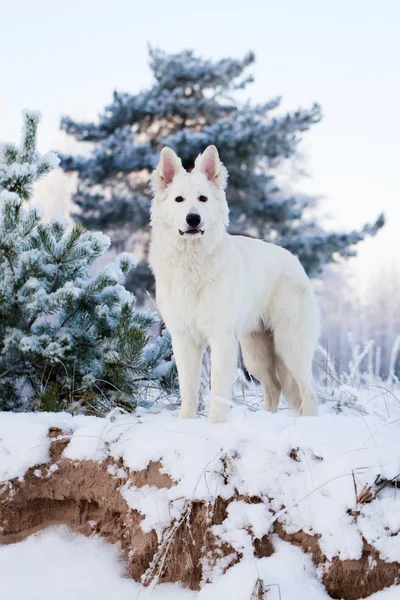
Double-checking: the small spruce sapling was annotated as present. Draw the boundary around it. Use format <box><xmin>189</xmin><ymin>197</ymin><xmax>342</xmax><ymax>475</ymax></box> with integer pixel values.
<box><xmin>0</xmin><ymin>111</ymin><xmax>175</xmax><ymax>412</ymax></box>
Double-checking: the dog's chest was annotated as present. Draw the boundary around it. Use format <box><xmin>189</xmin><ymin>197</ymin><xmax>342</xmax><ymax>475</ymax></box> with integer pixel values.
<box><xmin>155</xmin><ymin>260</ymin><xmax>221</xmax><ymax>337</ymax></box>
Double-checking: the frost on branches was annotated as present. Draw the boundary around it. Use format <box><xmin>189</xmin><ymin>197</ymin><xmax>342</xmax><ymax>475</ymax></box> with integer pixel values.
<box><xmin>0</xmin><ymin>111</ymin><xmax>176</xmax><ymax>412</ymax></box>
<box><xmin>60</xmin><ymin>48</ymin><xmax>383</xmax><ymax>293</ymax></box>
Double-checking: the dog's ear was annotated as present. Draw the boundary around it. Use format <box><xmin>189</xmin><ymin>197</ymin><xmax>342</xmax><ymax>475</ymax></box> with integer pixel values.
<box><xmin>153</xmin><ymin>147</ymin><xmax>183</xmax><ymax>191</ymax></box>
<box><xmin>196</xmin><ymin>145</ymin><xmax>228</xmax><ymax>190</ymax></box>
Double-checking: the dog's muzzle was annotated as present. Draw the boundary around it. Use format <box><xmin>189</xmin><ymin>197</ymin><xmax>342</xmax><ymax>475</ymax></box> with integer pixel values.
<box><xmin>179</xmin><ymin>213</ymin><xmax>204</xmax><ymax>235</ymax></box>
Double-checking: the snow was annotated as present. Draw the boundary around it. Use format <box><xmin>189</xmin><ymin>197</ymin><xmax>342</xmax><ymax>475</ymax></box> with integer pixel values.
<box><xmin>0</xmin><ymin>412</ymin><xmax>94</xmax><ymax>482</ymax></box>
<box><xmin>0</xmin><ymin>526</ymin><xmax>398</xmax><ymax>600</ymax></box>
<box><xmin>21</xmin><ymin>108</ymin><xmax>42</xmax><ymax>122</ymax></box>
<box><xmin>213</xmin><ymin>500</ymin><xmax>273</xmax><ymax>557</ymax></box>
<box><xmin>61</xmin><ymin>401</ymin><xmax>400</xmax><ymax>563</ymax></box>
<box><xmin>359</xmin><ymin>497</ymin><xmax>400</xmax><ymax>562</ymax></box>
<box><xmin>0</xmin><ymin>387</ymin><xmax>399</xmax><ymax>598</ymax></box>
<box><xmin>0</xmin><ymin>526</ymin><xmax>190</xmax><ymax>600</ymax></box>
<box><xmin>0</xmin><ymin>190</ymin><xmax>19</xmax><ymax>203</ymax></box>
<box><xmin>42</xmin><ymin>151</ymin><xmax>60</xmax><ymax>169</ymax></box>
<box><xmin>115</xmin><ymin>251</ymin><xmax>139</xmax><ymax>272</ymax></box>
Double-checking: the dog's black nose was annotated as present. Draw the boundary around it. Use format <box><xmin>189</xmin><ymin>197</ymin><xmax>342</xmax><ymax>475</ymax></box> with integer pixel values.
<box><xmin>186</xmin><ymin>213</ymin><xmax>201</xmax><ymax>228</ymax></box>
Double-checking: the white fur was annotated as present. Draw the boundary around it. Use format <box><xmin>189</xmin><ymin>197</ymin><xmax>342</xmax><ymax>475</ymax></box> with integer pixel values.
<box><xmin>149</xmin><ymin>145</ymin><xmax>320</xmax><ymax>422</ymax></box>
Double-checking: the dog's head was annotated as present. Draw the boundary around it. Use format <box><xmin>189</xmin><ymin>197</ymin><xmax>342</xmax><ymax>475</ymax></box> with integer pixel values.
<box><xmin>150</xmin><ymin>145</ymin><xmax>229</xmax><ymax>244</ymax></box>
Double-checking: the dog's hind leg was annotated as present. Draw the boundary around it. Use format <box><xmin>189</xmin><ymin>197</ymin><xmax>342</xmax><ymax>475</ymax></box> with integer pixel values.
<box><xmin>171</xmin><ymin>333</ymin><xmax>205</xmax><ymax>419</ymax></box>
<box><xmin>269</xmin><ymin>275</ymin><xmax>319</xmax><ymax>416</ymax></box>
<box><xmin>273</xmin><ymin>331</ymin><xmax>318</xmax><ymax>416</ymax></box>
<box><xmin>240</xmin><ymin>331</ymin><xmax>281</xmax><ymax>412</ymax></box>
<box><xmin>276</xmin><ymin>357</ymin><xmax>304</xmax><ymax>414</ymax></box>
<box><xmin>277</xmin><ymin>358</ymin><xmax>317</xmax><ymax>416</ymax></box>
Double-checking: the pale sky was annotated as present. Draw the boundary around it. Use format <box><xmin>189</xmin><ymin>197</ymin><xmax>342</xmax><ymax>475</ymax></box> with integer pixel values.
<box><xmin>1</xmin><ymin>0</ymin><xmax>399</xmax><ymax>280</ymax></box>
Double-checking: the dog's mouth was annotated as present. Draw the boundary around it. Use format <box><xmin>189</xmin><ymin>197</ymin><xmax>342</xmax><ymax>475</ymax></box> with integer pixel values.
<box><xmin>178</xmin><ymin>228</ymin><xmax>205</xmax><ymax>236</ymax></box>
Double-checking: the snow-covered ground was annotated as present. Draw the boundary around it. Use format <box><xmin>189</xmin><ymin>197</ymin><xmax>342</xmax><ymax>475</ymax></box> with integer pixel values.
<box><xmin>1</xmin><ymin>527</ymin><xmax>399</xmax><ymax>600</ymax></box>
<box><xmin>5</xmin><ymin>525</ymin><xmax>400</xmax><ymax>600</ymax></box>
<box><xmin>0</xmin><ymin>379</ymin><xmax>399</xmax><ymax>599</ymax></box>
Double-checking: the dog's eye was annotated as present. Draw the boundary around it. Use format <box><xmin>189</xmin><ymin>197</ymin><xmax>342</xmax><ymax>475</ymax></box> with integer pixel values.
<box><xmin>175</xmin><ymin>196</ymin><xmax>184</xmax><ymax>202</ymax></box>
<box><xmin>199</xmin><ymin>195</ymin><xmax>208</xmax><ymax>202</ymax></box>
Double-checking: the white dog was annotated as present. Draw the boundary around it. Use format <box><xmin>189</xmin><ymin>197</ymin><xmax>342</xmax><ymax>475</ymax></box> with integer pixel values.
<box><xmin>149</xmin><ymin>145</ymin><xmax>320</xmax><ymax>422</ymax></box>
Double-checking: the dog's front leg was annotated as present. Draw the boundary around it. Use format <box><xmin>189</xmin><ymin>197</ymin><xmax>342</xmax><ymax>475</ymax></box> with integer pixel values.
<box><xmin>209</xmin><ymin>334</ymin><xmax>238</xmax><ymax>423</ymax></box>
<box><xmin>171</xmin><ymin>333</ymin><xmax>204</xmax><ymax>419</ymax></box>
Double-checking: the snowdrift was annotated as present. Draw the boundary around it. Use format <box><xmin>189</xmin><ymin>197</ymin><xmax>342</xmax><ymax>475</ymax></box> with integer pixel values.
<box><xmin>0</xmin><ymin>399</ymin><xmax>399</xmax><ymax>599</ymax></box>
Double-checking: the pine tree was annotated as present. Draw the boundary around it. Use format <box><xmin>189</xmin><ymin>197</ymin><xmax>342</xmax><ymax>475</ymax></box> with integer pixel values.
<box><xmin>60</xmin><ymin>47</ymin><xmax>384</xmax><ymax>293</ymax></box>
<box><xmin>0</xmin><ymin>111</ymin><xmax>175</xmax><ymax>412</ymax></box>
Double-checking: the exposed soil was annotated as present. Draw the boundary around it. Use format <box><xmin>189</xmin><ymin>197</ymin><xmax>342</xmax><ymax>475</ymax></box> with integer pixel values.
<box><xmin>274</xmin><ymin>522</ymin><xmax>400</xmax><ymax>600</ymax></box>
<box><xmin>0</xmin><ymin>428</ymin><xmax>398</xmax><ymax>598</ymax></box>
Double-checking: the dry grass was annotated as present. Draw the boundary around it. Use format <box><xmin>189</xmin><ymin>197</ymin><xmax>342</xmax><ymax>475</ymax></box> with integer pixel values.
<box><xmin>351</xmin><ymin>470</ymin><xmax>399</xmax><ymax>509</ymax></box>
<box><xmin>251</xmin><ymin>578</ymin><xmax>267</xmax><ymax>599</ymax></box>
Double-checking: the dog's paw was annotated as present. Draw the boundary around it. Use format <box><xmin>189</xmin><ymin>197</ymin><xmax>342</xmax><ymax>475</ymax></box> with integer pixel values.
<box><xmin>209</xmin><ymin>396</ymin><xmax>230</xmax><ymax>423</ymax></box>
<box><xmin>178</xmin><ymin>406</ymin><xmax>196</xmax><ymax>419</ymax></box>
<box><xmin>300</xmin><ymin>405</ymin><xmax>318</xmax><ymax>417</ymax></box>
<box><xmin>209</xmin><ymin>411</ymin><xmax>226</xmax><ymax>424</ymax></box>
<box><xmin>208</xmin><ymin>405</ymin><xmax>230</xmax><ymax>424</ymax></box>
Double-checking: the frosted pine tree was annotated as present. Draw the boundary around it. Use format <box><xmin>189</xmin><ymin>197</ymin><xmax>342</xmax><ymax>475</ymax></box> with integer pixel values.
<box><xmin>60</xmin><ymin>48</ymin><xmax>384</xmax><ymax>292</ymax></box>
<box><xmin>0</xmin><ymin>111</ymin><xmax>175</xmax><ymax>412</ymax></box>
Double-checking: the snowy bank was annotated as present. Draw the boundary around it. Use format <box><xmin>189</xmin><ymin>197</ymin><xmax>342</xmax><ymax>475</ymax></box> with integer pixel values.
<box><xmin>0</xmin><ymin>397</ymin><xmax>399</xmax><ymax>599</ymax></box>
